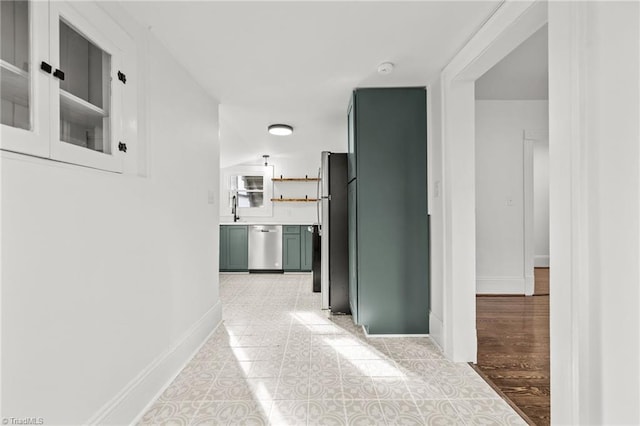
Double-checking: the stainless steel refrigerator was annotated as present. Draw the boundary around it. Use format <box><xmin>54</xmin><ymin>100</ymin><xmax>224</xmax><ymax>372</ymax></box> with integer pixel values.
<box><xmin>318</xmin><ymin>151</ymin><xmax>350</xmax><ymax>314</ymax></box>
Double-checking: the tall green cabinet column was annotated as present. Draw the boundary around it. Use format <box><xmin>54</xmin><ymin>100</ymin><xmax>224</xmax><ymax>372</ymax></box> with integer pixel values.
<box><xmin>347</xmin><ymin>87</ymin><xmax>429</xmax><ymax>335</ymax></box>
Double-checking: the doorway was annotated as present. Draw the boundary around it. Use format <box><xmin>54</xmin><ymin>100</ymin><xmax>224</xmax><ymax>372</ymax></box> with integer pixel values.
<box><xmin>435</xmin><ymin>1</ymin><xmax>640</xmax><ymax>424</ymax></box>
<box><xmin>472</xmin><ymin>25</ymin><xmax>550</xmax><ymax>424</ymax></box>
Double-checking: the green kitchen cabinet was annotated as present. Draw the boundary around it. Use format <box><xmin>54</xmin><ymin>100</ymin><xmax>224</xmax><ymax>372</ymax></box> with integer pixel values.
<box><xmin>300</xmin><ymin>226</ymin><xmax>313</xmax><ymax>272</ymax></box>
<box><xmin>283</xmin><ymin>225</ymin><xmax>301</xmax><ymax>234</ymax></box>
<box><xmin>219</xmin><ymin>225</ymin><xmax>229</xmax><ymax>271</ymax></box>
<box><xmin>219</xmin><ymin>225</ymin><xmax>248</xmax><ymax>271</ymax></box>
<box><xmin>283</xmin><ymin>230</ymin><xmax>301</xmax><ymax>271</ymax></box>
<box><xmin>348</xmin><ymin>183</ymin><xmax>359</xmax><ymax>323</ymax></box>
<box><xmin>283</xmin><ymin>225</ymin><xmax>313</xmax><ymax>272</ymax></box>
<box><xmin>347</xmin><ymin>99</ymin><xmax>357</xmax><ymax>182</ymax></box>
<box><xmin>348</xmin><ymin>88</ymin><xmax>429</xmax><ymax>335</ymax></box>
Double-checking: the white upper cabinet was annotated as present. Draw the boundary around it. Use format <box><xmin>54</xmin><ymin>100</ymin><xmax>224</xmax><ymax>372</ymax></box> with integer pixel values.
<box><xmin>1</xmin><ymin>0</ymin><xmax>49</xmax><ymax>157</ymax></box>
<box><xmin>1</xmin><ymin>0</ymin><xmax>134</xmax><ymax>173</ymax></box>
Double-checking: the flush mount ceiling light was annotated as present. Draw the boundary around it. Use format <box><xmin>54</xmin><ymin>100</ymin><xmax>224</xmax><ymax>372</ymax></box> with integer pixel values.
<box><xmin>268</xmin><ymin>124</ymin><xmax>293</xmax><ymax>136</ymax></box>
<box><xmin>377</xmin><ymin>62</ymin><xmax>395</xmax><ymax>75</ymax></box>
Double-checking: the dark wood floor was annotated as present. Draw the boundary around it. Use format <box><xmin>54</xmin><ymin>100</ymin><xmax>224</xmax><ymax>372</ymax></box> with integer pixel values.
<box><xmin>476</xmin><ymin>268</ymin><xmax>550</xmax><ymax>425</ymax></box>
<box><xmin>534</xmin><ymin>267</ymin><xmax>549</xmax><ymax>295</ymax></box>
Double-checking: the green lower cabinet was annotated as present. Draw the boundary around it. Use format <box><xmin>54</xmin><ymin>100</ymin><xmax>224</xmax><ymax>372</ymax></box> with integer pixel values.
<box><xmin>283</xmin><ymin>225</ymin><xmax>313</xmax><ymax>272</ymax></box>
<box><xmin>220</xmin><ymin>224</ymin><xmax>312</xmax><ymax>273</ymax></box>
<box><xmin>283</xmin><ymin>233</ymin><xmax>301</xmax><ymax>271</ymax></box>
<box><xmin>219</xmin><ymin>225</ymin><xmax>229</xmax><ymax>271</ymax></box>
<box><xmin>219</xmin><ymin>225</ymin><xmax>248</xmax><ymax>271</ymax></box>
<box><xmin>300</xmin><ymin>226</ymin><xmax>313</xmax><ymax>271</ymax></box>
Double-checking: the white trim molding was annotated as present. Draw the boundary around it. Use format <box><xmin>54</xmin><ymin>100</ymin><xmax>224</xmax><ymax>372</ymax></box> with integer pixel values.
<box><xmin>437</xmin><ymin>0</ymin><xmax>547</xmax><ymax>363</ymax></box>
<box><xmin>548</xmin><ymin>3</ymin><xmax>588</xmax><ymax>424</ymax></box>
<box><xmin>476</xmin><ymin>276</ymin><xmax>526</xmax><ymax>295</ymax></box>
<box><xmin>523</xmin><ymin>128</ymin><xmax>549</xmax><ymax>295</ymax></box>
<box><xmin>523</xmin><ymin>138</ymin><xmax>535</xmax><ymax>296</ymax></box>
<box><xmin>429</xmin><ymin>311</ymin><xmax>444</xmax><ymax>351</ymax></box>
<box><xmin>362</xmin><ymin>326</ymin><xmax>429</xmax><ymax>339</ymax></box>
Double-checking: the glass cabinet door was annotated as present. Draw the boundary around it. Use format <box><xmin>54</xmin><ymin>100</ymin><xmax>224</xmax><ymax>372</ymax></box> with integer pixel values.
<box><xmin>58</xmin><ymin>20</ymin><xmax>111</xmax><ymax>154</ymax></box>
<box><xmin>1</xmin><ymin>0</ymin><xmax>30</xmax><ymax>131</ymax></box>
<box><xmin>1</xmin><ymin>1</ymin><xmax>131</xmax><ymax>171</ymax></box>
<box><xmin>1</xmin><ymin>0</ymin><xmax>48</xmax><ymax>157</ymax></box>
<box><xmin>49</xmin><ymin>1</ymin><xmax>126</xmax><ymax>172</ymax></box>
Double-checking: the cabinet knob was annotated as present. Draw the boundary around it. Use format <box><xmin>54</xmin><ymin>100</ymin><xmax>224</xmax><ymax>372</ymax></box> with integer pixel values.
<box><xmin>53</xmin><ymin>69</ymin><xmax>65</xmax><ymax>81</ymax></box>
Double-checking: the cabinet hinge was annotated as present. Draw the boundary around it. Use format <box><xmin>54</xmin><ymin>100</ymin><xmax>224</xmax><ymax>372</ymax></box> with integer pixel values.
<box><xmin>118</xmin><ymin>71</ymin><xmax>127</xmax><ymax>84</ymax></box>
<box><xmin>53</xmin><ymin>69</ymin><xmax>65</xmax><ymax>81</ymax></box>
<box><xmin>40</xmin><ymin>61</ymin><xmax>52</xmax><ymax>74</ymax></box>
<box><xmin>118</xmin><ymin>142</ymin><xmax>127</xmax><ymax>153</ymax></box>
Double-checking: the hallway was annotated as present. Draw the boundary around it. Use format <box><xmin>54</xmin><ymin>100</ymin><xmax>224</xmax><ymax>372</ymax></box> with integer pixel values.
<box><xmin>139</xmin><ymin>274</ymin><xmax>524</xmax><ymax>425</ymax></box>
<box><xmin>475</xmin><ymin>268</ymin><xmax>550</xmax><ymax>425</ymax></box>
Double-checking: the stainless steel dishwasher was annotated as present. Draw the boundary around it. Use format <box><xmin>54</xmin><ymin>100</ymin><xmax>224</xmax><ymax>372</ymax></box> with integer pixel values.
<box><xmin>248</xmin><ymin>225</ymin><xmax>283</xmax><ymax>272</ymax></box>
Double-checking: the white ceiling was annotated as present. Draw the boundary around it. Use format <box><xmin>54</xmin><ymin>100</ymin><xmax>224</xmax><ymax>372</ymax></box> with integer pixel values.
<box><xmin>475</xmin><ymin>24</ymin><xmax>548</xmax><ymax>100</ymax></box>
<box><xmin>120</xmin><ymin>1</ymin><xmax>503</xmax><ymax>167</ymax></box>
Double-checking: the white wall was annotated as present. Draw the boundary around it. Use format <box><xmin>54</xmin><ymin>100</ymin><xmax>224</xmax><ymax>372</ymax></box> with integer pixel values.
<box><xmin>474</xmin><ymin>100</ymin><xmax>548</xmax><ymax>294</ymax></box>
<box><xmin>0</xmin><ymin>3</ymin><xmax>221</xmax><ymax>424</ymax></box>
<box><xmin>549</xmin><ymin>2</ymin><xmax>639</xmax><ymax>423</ymax></box>
<box><xmin>475</xmin><ymin>24</ymin><xmax>548</xmax><ymax>101</ymax></box>
<box><xmin>533</xmin><ymin>140</ymin><xmax>549</xmax><ymax>267</ymax></box>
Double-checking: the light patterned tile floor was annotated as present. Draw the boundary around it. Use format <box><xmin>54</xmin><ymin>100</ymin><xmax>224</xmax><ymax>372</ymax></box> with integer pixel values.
<box><xmin>139</xmin><ymin>273</ymin><xmax>525</xmax><ymax>425</ymax></box>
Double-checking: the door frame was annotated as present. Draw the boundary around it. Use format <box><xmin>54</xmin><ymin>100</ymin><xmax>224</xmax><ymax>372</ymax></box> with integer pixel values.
<box><xmin>438</xmin><ymin>0</ymin><xmax>547</xmax><ymax>361</ymax></box>
<box><xmin>437</xmin><ymin>0</ymin><xmax>596</xmax><ymax>423</ymax></box>
<box><xmin>523</xmin><ymin>129</ymin><xmax>549</xmax><ymax>296</ymax></box>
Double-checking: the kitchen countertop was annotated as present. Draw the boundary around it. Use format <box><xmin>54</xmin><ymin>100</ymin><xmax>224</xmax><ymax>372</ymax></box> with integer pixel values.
<box><xmin>220</xmin><ymin>222</ymin><xmax>318</xmax><ymax>226</ymax></box>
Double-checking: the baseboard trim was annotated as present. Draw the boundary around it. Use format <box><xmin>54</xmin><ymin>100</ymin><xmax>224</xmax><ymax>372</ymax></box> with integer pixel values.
<box><xmin>87</xmin><ymin>300</ymin><xmax>223</xmax><ymax>425</ymax></box>
<box><xmin>362</xmin><ymin>325</ymin><xmax>429</xmax><ymax>338</ymax></box>
<box><xmin>429</xmin><ymin>312</ymin><xmax>444</xmax><ymax>351</ymax></box>
<box><xmin>476</xmin><ymin>276</ymin><xmax>525</xmax><ymax>295</ymax></box>
<box><xmin>534</xmin><ymin>255</ymin><xmax>550</xmax><ymax>267</ymax></box>
<box><xmin>524</xmin><ymin>274</ymin><xmax>535</xmax><ymax>296</ymax></box>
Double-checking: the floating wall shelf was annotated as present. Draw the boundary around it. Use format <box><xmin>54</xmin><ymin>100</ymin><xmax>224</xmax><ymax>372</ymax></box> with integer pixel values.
<box><xmin>271</xmin><ymin>198</ymin><xmax>318</xmax><ymax>202</ymax></box>
<box><xmin>272</xmin><ymin>175</ymin><xmax>319</xmax><ymax>201</ymax></box>
<box><xmin>272</xmin><ymin>177</ymin><xmax>320</xmax><ymax>182</ymax></box>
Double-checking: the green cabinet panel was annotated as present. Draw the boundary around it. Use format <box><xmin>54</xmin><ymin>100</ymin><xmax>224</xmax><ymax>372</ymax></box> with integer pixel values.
<box><xmin>227</xmin><ymin>226</ymin><xmax>249</xmax><ymax>270</ymax></box>
<box><xmin>219</xmin><ymin>225</ymin><xmax>248</xmax><ymax>271</ymax></box>
<box><xmin>283</xmin><ymin>225</ymin><xmax>301</xmax><ymax>234</ymax></box>
<box><xmin>283</xmin><ymin>232</ymin><xmax>301</xmax><ymax>271</ymax></box>
<box><xmin>219</xmin><ymin>225</ymin><xmax>229</xmax><ymax>271</ymax></box>
<box><xmin>348</xmin><ymin>183</ymin><xmax>358</xmax><ymax>323</ymax></box>
<box><xmin>300</xmin><ymin>226</ymin><xmax>313</xmax><ymax>271</ymax></box>
<box><xmin>347</xmin><ymin>99</ymin><xmax>356</xmax><ymax>181</ymax></box>
<box><xmin>348</xmin><ymin>88</ymin><xmax>429</xmax><ymax>335</ymax></box>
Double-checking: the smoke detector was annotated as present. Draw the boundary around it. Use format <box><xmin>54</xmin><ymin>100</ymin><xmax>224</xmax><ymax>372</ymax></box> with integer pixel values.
<box><xmin>377</xmin><ymin>62</ymin><xmax>395</xmax><ymax>75</ymax></box>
